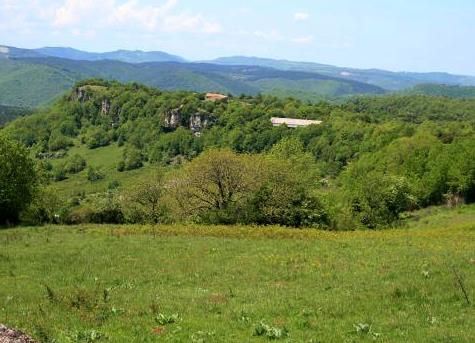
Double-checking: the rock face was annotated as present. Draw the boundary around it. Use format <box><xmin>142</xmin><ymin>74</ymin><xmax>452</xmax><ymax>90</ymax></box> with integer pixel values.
<box><xmin>165</xmin><ymin>107</ymin><xmax>182</xmax><ymax>129</ymax></box>
<box><xmin>101</xmin><ymin>99</ymin><xmax>111</xmax><ymax>115</ymax></box>
<box><xmin>73</xmin><ymin>86</ymin><xmax>91</xmax><ymax>102</ymax></box>
<box><xmin>0</xmin><ymin>325</ymin><xmax>37</xmax><ymax>343</ymax></box>
<box><xmin>189</xmin><ymin>113</ymin><xmax>210</xmax><ymax>135</ymax></box>
<box><xmin>165</xmin><ymin>107</ymin><xmax>213</xmax><ymax>135</ymax></box>
<box><xmin>71</xmin><ymin>85</ymin><xmax>107</xmax><ymax>102</ymax></box>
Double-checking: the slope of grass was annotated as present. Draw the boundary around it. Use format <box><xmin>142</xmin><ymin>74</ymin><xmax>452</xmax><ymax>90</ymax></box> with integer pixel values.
<box><xmin>1</xmin><ymin>205</ymin><xmax>474</xmax><ymax>342</ymax></box>
<box><xmin>49</xmin><ymin>143</ymin><xmax>162</xmax><ymax>197</ymax></box>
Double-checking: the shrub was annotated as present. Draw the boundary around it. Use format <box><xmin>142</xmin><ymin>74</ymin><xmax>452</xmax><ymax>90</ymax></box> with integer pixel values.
<box><xmin>89</xmin><ymin>192</ymin><xmax>124</xmax><ymax>224</ymax></box>
<box><xmin>86</xmin><ymin>127</ymin><xmax>110</xmax><ymax>149</ymax></box>
<box><xmin>0</xmin><ymin>136</ymin><xmax>38</xmax><ymax>224</ymax></box>
<box><xmin>48</xmin><ymin>130</ymin><xmax>73</xmax><ymax>151</ymax></box>
<box><xmin>64</xmin><ymin>154</ymin><xmax>87</xmax><ymax>174</ymax></box>
<box><xmin>344</xmin><ymin>172</ymin><xmax>416</xmax><ymax>228</ymax></box>
<box><xmin>118</xmin><ymin>146</ymin><xmax>144</xmax><ymax>171</ymax></box>
<box><xmin>20</xmin><ymin>187</ymin><xmax>63</xmax><ymax>225</ymax></box>
<box><xmin>253</xmin><ymin>321</ymin><xmax>288</xmax><ymax>339</ymax></box>
<box><xmin>52</xmin><ymin>165</ymin><xmax>67</xmax><ymax>181</ymax></box>
<box><xmin>87</xmin><ymin>166</ymin><xmax>105</xmax><ymax>182</ymax></box>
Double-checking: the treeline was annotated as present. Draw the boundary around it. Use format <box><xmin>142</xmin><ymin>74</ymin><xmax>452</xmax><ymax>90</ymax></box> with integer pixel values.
<box><xmin>0</xmin><ymin>105</ymin><xmax>32</xmax><ymax>126</ymax></box>
<box><xmin>2</xmin><ymin>79</ymin><xmax>475</xmax><ymax>229</ymax></box>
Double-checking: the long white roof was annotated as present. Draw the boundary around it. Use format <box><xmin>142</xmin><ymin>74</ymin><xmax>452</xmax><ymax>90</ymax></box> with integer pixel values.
<box><xmin>271</xmin><ymin>117</ymin><xmax>322</xmax><ymax>127</ymax></box>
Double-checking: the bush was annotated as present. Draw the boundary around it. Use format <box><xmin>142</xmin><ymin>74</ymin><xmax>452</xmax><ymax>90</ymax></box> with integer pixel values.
<box><xmin>344</xmin><ymin>172</ymin><xmax>416</xmax><ymax>228</ymax></box>
<box><xmin>0</xmin><ymin>136</ymin><xmax>39</xmax><ymax>224</ymax></box>
<box><xmin>64</xmin><ymin>154</ymin><xmax>87</xmax><ymax>174</ymax></box>
<box><xmin>244</xmin><ymin>139</ymin><xmax>329</xmax><ymax>228</ymax></box>
<box><xmin>87</xmin><ymin>166</ymin><xmax>105</xmax><ymax>182</ymax></box>
<box><xmin>89</xmin><ymin>192</ymin><xmax>124</xmax><ymax>224</ymax></box>
<box><xmin>118</xmin><ymin>146</ymin><xmax>143</xmax><ymax>171</ymax></box>
<box><xmin>21</xmin><ymin>188</ymin><xmax>63</xmax><ymax>225</ymax></box>
<box><xmin>86</xmin><ymin>127</ymin><xmax>110</xmax><ymax>149</ymax></box>
<box><xmin>52</xmin><ymin>164</ymin><xmax>67</xmax><ymax>181</ymax></box>
<box><xmin>48</xmin><ymin>130</ymin><xmax>73</xmax><ymax>151</ymax></box>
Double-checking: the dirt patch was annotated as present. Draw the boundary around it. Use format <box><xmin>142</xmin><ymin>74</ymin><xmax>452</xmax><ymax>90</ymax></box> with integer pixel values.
<box><xmin>0</xmin><ymin>325</ymin><xmax>37</xmax><ymax>343</ymax></box>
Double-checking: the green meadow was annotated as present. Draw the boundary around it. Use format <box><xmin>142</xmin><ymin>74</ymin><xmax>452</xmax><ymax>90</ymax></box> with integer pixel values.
<box><xmin>1</xmin><ymin>205</ymin><xmax>474</xmax><ymax>342</ymax></box>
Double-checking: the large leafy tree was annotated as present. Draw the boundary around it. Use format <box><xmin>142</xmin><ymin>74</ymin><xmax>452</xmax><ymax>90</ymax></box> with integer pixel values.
<box><xmin>0</xmin><ymin>136</ymin><xmax>38</xmax><ymax>224</ymax></box>
<box><xmin>170</xmin><ymin>149</ymin><xmax>258</xmax><ymax>222</ymax></box>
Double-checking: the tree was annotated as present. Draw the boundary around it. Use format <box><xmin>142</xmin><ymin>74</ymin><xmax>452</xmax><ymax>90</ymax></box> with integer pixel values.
<box><xmin>342</xmin><ymin>170</ymin><xmax>416</xmax><ymax>229</ymax></box>
<box><xmin>170</xmin><ymin>149</ymin><xmax>257</xmax><ymax>222</ymax></box>
<box><xmin>0</xmin><ymin>136</ymin><xmax>38</xmax><ymax>224</ymax></box>
<box><xmin>245</xmin><ymin>139</ymin><xmax>328</xmax><ymax>228</ymax></box>
<box><xmin>125</xmin><ymin>172</ymin><xmax>167</xmax><ymax>223</ymax></box>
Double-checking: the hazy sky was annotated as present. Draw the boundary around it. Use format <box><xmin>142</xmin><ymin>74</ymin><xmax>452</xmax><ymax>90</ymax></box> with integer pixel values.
<box><xmin>1</xmin><ymin>0</ymin><xmax>474</xmax><ymax>74</ymax></box>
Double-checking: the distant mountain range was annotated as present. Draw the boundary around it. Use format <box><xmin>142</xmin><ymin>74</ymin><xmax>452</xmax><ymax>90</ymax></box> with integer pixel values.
<box><xmin>0</xmin><ymin>45</ymin><xmax>186</xmax><ymax>63</ymax></box>
<box><xmin>0</xmin><ymin>45</ymin><xmax>384</xmax><ymax>107</ymax></box>
<box><xmin>206</xmin><ymin>56</ymin><xmax>475</xmax><ymax>91</ymax></box>
<box><xmin>35</xmin><ymin>47</ymin><xmax>186</xmax><ymax>63</ymax></box>
<box><xmin>1</xmin><ymin>45</ymin><xmax>475</xmax><ymax>109</ymax></box>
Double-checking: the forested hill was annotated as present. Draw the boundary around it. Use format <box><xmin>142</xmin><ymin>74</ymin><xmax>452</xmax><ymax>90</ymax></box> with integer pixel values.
<box><xmin>0</xmin><ymin>55</ymin><xmax>384</xmax><ymax>109</ymax></box>
<box><xmin>2</xmin><ymin>80</ymin><xmax>475</xmax><ymax>228</ymax></box>
<box><xmin>403</xmin><ymin>84</ymin><xmax>475</xmax><ymax>98</ymax></box>
<box><xmin>0</xmin><ymin>105</ymin><xmax>32</xmax><ymax>126</ymax></box>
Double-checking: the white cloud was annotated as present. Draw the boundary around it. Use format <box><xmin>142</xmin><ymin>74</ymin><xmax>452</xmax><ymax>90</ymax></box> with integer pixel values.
<box><xmin>109</xmin><ymin>0</ymin><xmax>177</xmax><ymax>30</ymax></box>
<box><xmin>164</xmin><ymin>12</ymin><xmax>221</xmax><ymax>33</ymax></box>
<box><xmin>292</xmin><ymin>35</ymin><xmax>314</xmax><ymax>44</ymax></box>
<box><xmin>294</xmin><ymin>12</ymin><xmax>310</xmax><ymax>21</ymax></box>
<box><xmin>253</xmin><ymin>29</ymin><xmax>282</xmax><ymax>41</ymax></box>
<box><xmin>52</xmin><ymin>0</ymin><xmax>221</xmax><ymax>34</ymax></box>
<box><xmin>72</xmin><ymin>28</ymin><xmax>96</xmax><ymax>39</ymax></box>
<box><xmin>54</xmin><ymin>0</ymin><xmax>114</xmax><ymax>27</ymax></box>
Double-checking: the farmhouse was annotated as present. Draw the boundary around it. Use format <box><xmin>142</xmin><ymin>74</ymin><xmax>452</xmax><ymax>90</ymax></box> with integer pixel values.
<box><xmin>271</xmin><ymin>117</ymin><xmax>322</xmax><ymax>128</ymax></box>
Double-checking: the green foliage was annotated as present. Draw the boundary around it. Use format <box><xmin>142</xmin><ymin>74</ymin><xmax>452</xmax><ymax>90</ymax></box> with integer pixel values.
<box><xmin>20</xmin><ymin>187</ymin><xmax>63</xmax><ymax>225</ymax></box>
<box><xmin>155</xmin><ymin>313</ymin><xmax>179</xmax><ymax>325</ymax></box>
<box><xmin>52</xmin><ymin>165</ymin><xmax>67</xmax><ymax>182</ymax></box>
<box><xmin>0</xmin><ymin>135</ymin><xmax>38</xmax><ymax>224</ymax></box>
<box><xmin>245</xmin><ymin>139</ymin><xmax>328</xmax><ymax>227</ymax></box>
<box><xmin>123</xmin><ymin>173</ymin><xmax>167</xmax><ymax>224</ymax></box>
<box><xmin>342</xmin><ymin>171</ymin><xmax>415</xmax><ymax>228</ymax></box>
<box><xmin>64</xmin><ymin>154</ymin><xmax>87</xmax><ymax>174</ymax></box>
<box><xmin>4</xmin><ymin>80</ymin><xmax>475</xmax><ymax>228</ymax></box>
<box><xmin>0</xmin><ymin>104</ymin><xmax>32</xmax><ymax>125</ymax></box>
<box><xmin>118</xmin><ymin>145</ymin><xmax>144</xmax><ymax>171</ymax></box>
<box><xmin>48</xmin><ymin>129</ymin><xmax>73</xmax><ymax>151</ymax></box>
<box><xmin>0</xmin><ymin>56</ymin><xmax>386</xmax><ymax>108</ymax></box>
<box><xmin>85</xmin><ymin>127</ymin><xmax>110</xmax><ymax>149</ymax></box>
<box><xmin>405</xmin><ymin>83</ymin><xmax>475</xmax><ymax>98</ymax></box>
<box><xmin>87</xmin><ymin>166</ymin><xmax>105</xmax><ymax>182</ymax></box>
<box><xmin>253</xmin><ymin>321</ymin><xmax>288</xmax><ymax>339</ymax></box>
<box><xmin>170</xmin><ymin>149</ymin><xmax>257</xmax><ymax>223</ymax></box>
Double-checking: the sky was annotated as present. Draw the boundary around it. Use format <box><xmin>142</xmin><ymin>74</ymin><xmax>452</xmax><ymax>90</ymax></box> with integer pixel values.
<box><xmin>1</xmin><ymin>0</ymin><xmax>474</xmax><ymax>75</ymax></box>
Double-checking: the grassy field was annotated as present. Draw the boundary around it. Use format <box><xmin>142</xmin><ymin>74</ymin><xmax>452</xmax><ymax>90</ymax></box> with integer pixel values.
<box><xmin>49</xmin><ymin>143</ymin><xmax>163</xmax><ymax>198</ymax></box>
<box><xmin>1</xmin><ymin>206</ymin><xmax>474</xmax><ymax>342</ymax></box>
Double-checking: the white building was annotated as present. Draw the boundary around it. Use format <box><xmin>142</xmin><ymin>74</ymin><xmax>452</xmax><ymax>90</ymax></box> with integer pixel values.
<box><xmin>271</xmin><ymin>117</ymin><xmax>322</xmax><ymax>128</ymax></box>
